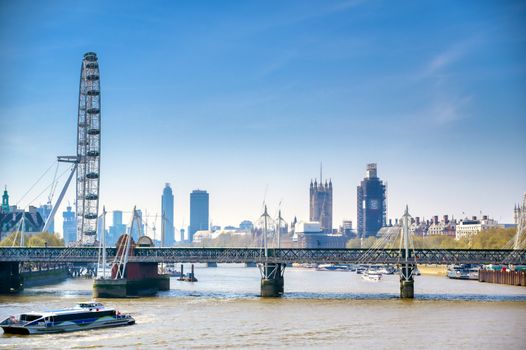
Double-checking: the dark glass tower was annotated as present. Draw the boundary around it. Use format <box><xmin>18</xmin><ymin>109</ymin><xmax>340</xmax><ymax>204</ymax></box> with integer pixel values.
<box><xmin>357</xmin><ymin>163</ymin><xmax>386</xmax><ymax>238</ymax></box>
<box><xmin>189</xmin><ymin>190</ymin><xmax>209</xmax><ymax>242</ymax></box>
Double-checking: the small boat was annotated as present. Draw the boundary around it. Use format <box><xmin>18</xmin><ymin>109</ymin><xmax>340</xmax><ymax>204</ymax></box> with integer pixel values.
<box><xmin>362</xmin><ymin>270</ymin><xmax>383</xmax><ymax>282</ymax></box>
<box><xmin>0</xmin><ymin>302</ymin><xmax>134</xmax><ymax>335</ymax></box>
<box><xmin>447</xmin><ymin>264</ymin><xmax>480</xmax><ymax>280</ymax></box>
<box><xmin>447</xmin><ymin>268</ymin><xmax>479</xmax><ymax>280</ymax></box>
<box><xmin>292</xmin><ymin>263</ymin><xmax>317</xmax><ymax>269</ymax></box>
<box><xmin>177</xmin><ymin>273</ymin><xmax>198</xmax><ymax>282</ymax></box>
<box><xmin>316</xmin><ymin>264</ymin><xmax>351</xmax><ymax>271</ymax></box>
<box><xmin>176</xmin><ymin>264</ymin><xmax>198</xmax><ymax>282</ymax></box>
<box><xmin>164</xmin><ymin>266</ymin><xmax>183</xmax><ymax>277</ymax></box>
<box><xmin>374</xmin><ymin>266</ymin><xmax>394</xmax><ymax>275</ymax></box>
<box><xmin>355</xmin><ymin>266</ymin><xmax>367</xmax><ymax>274</ymax></box>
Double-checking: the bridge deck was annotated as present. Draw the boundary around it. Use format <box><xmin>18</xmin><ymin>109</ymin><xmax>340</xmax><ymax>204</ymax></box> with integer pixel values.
<box><xmin>0</xmin><ymin>247</ymin><xmax>524</xmax><ymax>265</ymax></box>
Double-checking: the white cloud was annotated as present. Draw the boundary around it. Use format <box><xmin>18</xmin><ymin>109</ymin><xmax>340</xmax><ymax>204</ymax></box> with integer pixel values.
<box><xmin>429</xmin><ymin>95</ymin><xmax>472</xmax><ymax>124</ymax></box>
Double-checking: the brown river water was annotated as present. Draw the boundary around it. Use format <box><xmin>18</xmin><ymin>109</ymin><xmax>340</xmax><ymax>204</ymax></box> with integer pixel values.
<box><xmin>1</xmin><ymin>265</ymin><xmax>525</xmax><ymax>349</ymax></box>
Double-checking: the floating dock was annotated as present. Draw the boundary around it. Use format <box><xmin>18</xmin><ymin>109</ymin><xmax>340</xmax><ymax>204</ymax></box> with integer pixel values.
<box><xmin>93</xmin><ymin>235</ymin><xmax>170</xmax><ymax>298</ymax></box>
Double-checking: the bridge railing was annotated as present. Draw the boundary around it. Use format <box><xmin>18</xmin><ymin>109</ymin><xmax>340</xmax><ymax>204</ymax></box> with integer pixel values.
<box><xmin>0</xmin><ymin>247</ymin><xmax>524</xmax><ymax>265</ymax></box>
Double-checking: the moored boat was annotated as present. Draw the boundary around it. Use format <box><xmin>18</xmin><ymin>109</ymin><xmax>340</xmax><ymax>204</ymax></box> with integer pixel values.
<box><xmin>447</xmin><ymin>264</ymin><xmax>480</xmax><ymax>280</ymax></box>
<box><xmin>0</xmin><ymin>302</ymin><xmax>134</xmax><ymax>335</ymax></box>
<box><xmin>362</xmin><ymin>270</ymin><xmax>383</xmax><ymax>282</ymax></box>
<box><xmin>316</xmin><ymin>264</ymin><xmax>352</xmax><ymax>271</ymax></box>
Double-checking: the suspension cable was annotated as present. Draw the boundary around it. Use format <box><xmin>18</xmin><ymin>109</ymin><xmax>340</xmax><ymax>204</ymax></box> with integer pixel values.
<box><xmin>15</xmin><ymin>161</ymin><xmax>56</xmax><ymax>206</ymax></box>
<box><xmin>22</xmin><ymin>166</ymin><xmax>72</xmax><ymax>209</ymax></box>
<box><xmin>47</xmin><ymin>162</ymin><xmax>60</xmax><ymax>204</ymax></box>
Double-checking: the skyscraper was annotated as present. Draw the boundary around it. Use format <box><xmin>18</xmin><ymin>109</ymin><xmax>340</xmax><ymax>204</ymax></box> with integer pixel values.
<box><xmin>357</xmin><ymin>163</ymin><xmax>387</xmax><ymax>238</ymax></box>
<box><xmin>189</xmin><ymin>190</ymin><xmax>209</xmax><ymax>242</ymax></box>
<box><xmin>62</xmin><ymin>205</ymin><xmax>76</xmax><ymax>244</ymax></box>
<box><xmin>161</xmin><ymin>183</ymin><xmax>175</xmax><ymax>246</ymax></box>
<box><xmin>309</xmin><ymin>176</ymin><xmax>333</xmax><ymax>234</ymax></box>
<box><xmin>109</xmin><ymin>210</ymin><xmax>126</xmax><ymax>245</ymax></box>
<box><xmin>130</xmin><ymin>209</ymin><xmax>144</xmax><ymax>241</ymax></box>
<box><xmin>38</xmin><ymin>203</ymin><xmax>54</xmax><ymax>233</ymax></box>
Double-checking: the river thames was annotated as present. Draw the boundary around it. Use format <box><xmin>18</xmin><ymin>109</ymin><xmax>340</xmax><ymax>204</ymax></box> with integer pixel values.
<box><xmin>1</xmin><ymin>265</ymin><xmax>525</xmax><ymax>349</ymax></box>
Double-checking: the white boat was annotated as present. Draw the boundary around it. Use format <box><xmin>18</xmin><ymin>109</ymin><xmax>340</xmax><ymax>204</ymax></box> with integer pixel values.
<box><xmin>362</xmin><ymin>270</ymin><xmax>383</xmax><ymax>282</ymax></box>
<box><xmin>377</xmin><ymin>266</ymin><xmax>396</xmax><ymax>275</ymax></box>
<box><xmin>0</xmin><ymin>302</ymin><xmax>134</xmax><ymax>335</ymax></box>
<box><xmin>447</xmin><ymin>264</ymin><xmax>480</xmax><ymax>280</ymax></box>
<box><xmin>316</xmin><ymin>264</ymin><xmax>351</xmax><ymax>271</ymax></box>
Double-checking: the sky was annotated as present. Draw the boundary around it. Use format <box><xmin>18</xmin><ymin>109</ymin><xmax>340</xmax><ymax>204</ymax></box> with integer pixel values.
<box><xmin>0</xmin><ymin>0</ymin><xmax>525</xmax><ymax>238</ymax></box>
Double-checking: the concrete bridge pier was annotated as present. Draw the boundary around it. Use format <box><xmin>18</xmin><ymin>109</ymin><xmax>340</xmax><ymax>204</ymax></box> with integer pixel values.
<box><xmin>400</xmin><ymin>263</ymin><xmax>415</xmax><ymax>299</ymax></box>
<box><xmin>259</xmin><ymin>263</ymin><xmax>285</xmax><ymax>297</ymax></box>
<box><xmin>0</xmin><ymin>262</ymin><xmax>23</xmax><ymax>293</ymax></box>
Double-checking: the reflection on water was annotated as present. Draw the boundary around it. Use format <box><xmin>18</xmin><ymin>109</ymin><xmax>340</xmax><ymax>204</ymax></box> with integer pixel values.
<box><xmin>1</xmin><ymin>265</ymin><xmax>526</xmax><ymax>349</ymax></box>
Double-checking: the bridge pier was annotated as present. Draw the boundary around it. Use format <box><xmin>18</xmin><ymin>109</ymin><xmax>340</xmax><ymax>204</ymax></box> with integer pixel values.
<box><xmin>400</xmin><ymin>263</ymin><xmax>415</xmax><ymax>299</ymax></box>
<box><xmin>0</xmin><ymin>262</ymin><xmax>23</xmax><ymax>293</ymax></box>
<box><xmin>259</xmin><ymin>263</ymin><xmax>285</xmax><ymax>297</ymax></box>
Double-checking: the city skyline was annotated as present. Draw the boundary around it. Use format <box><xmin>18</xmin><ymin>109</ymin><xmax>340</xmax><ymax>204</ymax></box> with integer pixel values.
<box><xmin>1</xmin><ymin>1</ymin><xmax>525</xmax><ymax>235</ymax></box>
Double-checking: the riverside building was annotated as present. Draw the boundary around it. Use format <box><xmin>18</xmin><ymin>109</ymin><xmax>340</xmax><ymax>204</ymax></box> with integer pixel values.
<box><xmin>455</xmin><ymin>216</ymin><xmax>498</xmax><ymax>240</ymax></box>
<box><xmin>293</xmin><ymin>221</ymin><xmax>346</xmax><ymax>248</ymax></box>
<box><xmin>427</xmin><ymin>215</ymin><xmax>456</xmax><ymax>237</ymax></box>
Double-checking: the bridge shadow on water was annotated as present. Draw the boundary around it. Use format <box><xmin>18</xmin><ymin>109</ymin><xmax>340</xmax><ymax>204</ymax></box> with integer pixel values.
<box><xmin>156</xmin><ymin>289</ymin><xmax>526</xmax><ymax>302</ymax></box>
<box><xmin>13</xmin><ymin>287</ymin><xmax>526</xmax><ymax>302</ymax></box>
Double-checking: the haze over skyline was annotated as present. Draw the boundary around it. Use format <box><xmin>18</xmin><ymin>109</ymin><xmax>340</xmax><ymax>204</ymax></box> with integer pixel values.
<box><xmin>1</xmin><ymin>1</ymin><xmax>525</xmax><ymax>236</ymax></box>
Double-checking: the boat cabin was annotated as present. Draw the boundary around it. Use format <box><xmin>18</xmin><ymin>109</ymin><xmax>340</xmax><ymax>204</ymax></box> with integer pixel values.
<box><xmin>77</xmin><ymin>302</ymin><xmax>104</xmax><ymax>310</ymax></box>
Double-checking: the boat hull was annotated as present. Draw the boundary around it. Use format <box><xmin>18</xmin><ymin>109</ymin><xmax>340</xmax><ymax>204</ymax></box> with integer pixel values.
<box><xmin>2</xmin><ymin>317</ymin><xmax>134</xmax><ymax>335</ymax></box>
<box><xmin>93</xmin><ymin>275</ymin><xmax>170</xmax><ymax>298</ymax></box>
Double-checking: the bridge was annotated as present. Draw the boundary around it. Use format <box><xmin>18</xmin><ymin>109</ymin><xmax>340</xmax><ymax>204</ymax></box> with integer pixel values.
<box><xmin>1</xmin><ymin>247</ymin><xmax>525</xmax><ymax>298</ymax></box>
<box><xmin>0</xmin><ymin>247</ymin><xmax>525</xmax><ymax>265</ymax></box>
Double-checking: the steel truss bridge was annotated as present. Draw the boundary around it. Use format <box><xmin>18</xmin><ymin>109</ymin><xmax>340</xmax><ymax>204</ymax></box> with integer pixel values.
<box><xmin>0</xmin><ymin>247</ymin><xmax>524</xmax><ymax>265</ymax></box>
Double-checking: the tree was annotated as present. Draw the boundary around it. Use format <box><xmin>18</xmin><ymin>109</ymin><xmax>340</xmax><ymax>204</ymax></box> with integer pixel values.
<box><xmin>469</xmin><ymin>227</ymin><xmax>515</xmax><ymax>249</ymax></box>
<box><xmin>345</xmin><ymin>227</ymin><xmax>516</xmax><ymax>250</ymax></box>
<box><xmin>0</xmin><ymin>232</ymin><xmax>27</xmax><ymax>246</ymax></box>
<box><xmin>0</xmin><ymin>231</ymin><xmax>64</xmax><ymax>247</ymax></box>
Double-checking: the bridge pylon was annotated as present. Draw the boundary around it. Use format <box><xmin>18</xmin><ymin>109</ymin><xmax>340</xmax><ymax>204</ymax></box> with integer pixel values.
<box><xmin>399</xmin><ymin>206</ymin><xmax>416</xmax><ymax>299</ymax></box>
<box><xmin>257</xmin><ymin>205</ymin><xmax>285</xmax><ymax>297</ymax></box>
<box><xmin>514</xmin><ymin>193</ymin><xmax>526</xmax><ymax>250</ymax></box>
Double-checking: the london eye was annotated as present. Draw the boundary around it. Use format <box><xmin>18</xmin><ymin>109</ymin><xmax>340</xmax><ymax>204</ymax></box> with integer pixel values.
<box><xmin>76</xmin><ymin>52</ymin><xmax>101</xmax><ymax>244</ymax></box>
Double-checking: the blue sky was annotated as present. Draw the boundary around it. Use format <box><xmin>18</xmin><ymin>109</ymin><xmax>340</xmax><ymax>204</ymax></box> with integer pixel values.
<box><xmin>1</xmin><ymin>0</ymin><xmax>525</xmax><ymax>236</ymax></box>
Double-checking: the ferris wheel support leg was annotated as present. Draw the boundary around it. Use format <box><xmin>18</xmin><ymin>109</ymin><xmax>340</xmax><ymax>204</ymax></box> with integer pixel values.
<box><xmin>42</xmin><ymin>163</ymin><xmax>78</xmax><ymax>233</ymax></box>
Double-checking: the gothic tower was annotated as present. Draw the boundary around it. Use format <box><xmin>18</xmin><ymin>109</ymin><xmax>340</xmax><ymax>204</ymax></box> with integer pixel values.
<box><xmin>309</xmin><ymin>176</ymin><xmax>333</xmax><ymax>234</ymax></box>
